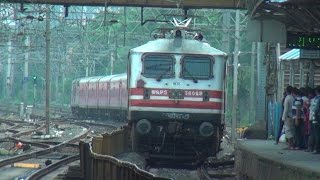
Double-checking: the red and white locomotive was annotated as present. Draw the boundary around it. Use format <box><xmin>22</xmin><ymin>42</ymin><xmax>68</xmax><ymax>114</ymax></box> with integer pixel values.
<box><xmin>71</xmin><ymin>28</ymin><xmax>227</xmax><ymax>162</ymax></box>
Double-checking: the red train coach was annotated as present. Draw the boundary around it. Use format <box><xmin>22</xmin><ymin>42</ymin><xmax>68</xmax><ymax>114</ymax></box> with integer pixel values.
<box><xmin>71</xmin><ymin>74</ymin><xmax>127</xmax><ymax>120</ymax></box>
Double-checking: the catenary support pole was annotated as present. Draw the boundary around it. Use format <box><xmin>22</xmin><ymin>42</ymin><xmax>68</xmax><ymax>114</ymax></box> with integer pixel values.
<box><xmin>222</xmin><ymin>11</ymin><xmax>231</xmax><ymax>127</ymax></box>
<box><xmin>249</xmin><ymin>42</ymin><xmax>256</xmax><ymax>124</ymax></box>
<box><xmin>23</xmin><ymin>35</ymin><xmax>30</xmax><ymax>116</ymax></box>
<box><xmin>231</xmin><ymin>10</ymin><xmax>240</xmax><ymax>143</ymax></box>
<box><xmin>45</xmin><ymin>4</ymin><xmax>51</xmax><ymax>135</ymax></box>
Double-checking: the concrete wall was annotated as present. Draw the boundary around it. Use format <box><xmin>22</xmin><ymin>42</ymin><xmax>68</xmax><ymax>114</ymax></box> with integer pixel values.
<box><xmin>236</xmin><ymin>142</ymin><xmax>320</xmax><ymax>180</ymax></box>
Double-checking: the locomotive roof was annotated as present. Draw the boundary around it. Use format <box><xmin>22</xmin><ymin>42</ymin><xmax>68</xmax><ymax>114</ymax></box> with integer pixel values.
<box><xmin>78</xmin><ymin>76</ymin><xmax>103</xmax><ymax>83</ymax></box>
<box><xmin>130</xmin><ymin>38</ymin><xmax>227</xmax><ymax>56</ymax></box>
<box><xmin>78</xmin><ymin>74</ymin><xmax>127</xmax><ymax>83</ymax></box>
<box><xmin>100</xmin><ymin>73</ymin><xmax>127</xmax><ymax>81</ymax></box>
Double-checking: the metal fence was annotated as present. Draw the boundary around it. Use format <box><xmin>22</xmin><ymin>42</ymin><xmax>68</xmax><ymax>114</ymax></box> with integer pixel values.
<box><xmin>80</xmin><ymin>128</ymin><xmax>171</xmax><ymax>180</ymax></box>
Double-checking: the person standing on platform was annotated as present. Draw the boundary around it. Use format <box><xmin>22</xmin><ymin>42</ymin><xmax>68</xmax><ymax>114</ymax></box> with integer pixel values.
<box><xmin>301</xmin><ymin>87</ymin><xmax>310</xmax><ymax>149</ymax></box>
<box><xmin>307</xmin><ymin>88</ymin><xmax>316</xmax><ymax>152</ymax></box>
<box><xmin>275</xmin><ymin>91</ymin><xmax>287</xmax><ymax>145</ymax></box>
<box><xmin>282</xmin><ymin>86</ymin><xmax>295</xmax><ymax>150</ymax></box>
<box><xmin>311</xmin><ymin>86</ymin><xmax>320</xmax><ymax>154</ymax></box>
<box><xmin>293</xmin><ymin>88</ymin><xmax>304</xmax><ymax>149</ymax></box>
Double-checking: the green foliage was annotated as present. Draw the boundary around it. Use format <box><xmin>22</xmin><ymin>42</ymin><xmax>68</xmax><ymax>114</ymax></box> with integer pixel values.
<box><xmin>0</xmin><ymin>7</ymin><xmax>254</xmax><ymax>123</ymax></box>
<box><xmin>223</xmin><ymin>11</ymin><xmax>254</xmax><ymax>127</ymax></box>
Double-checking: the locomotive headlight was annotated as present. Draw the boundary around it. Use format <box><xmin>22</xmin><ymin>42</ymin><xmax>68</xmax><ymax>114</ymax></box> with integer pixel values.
<box><xmin>203</xmin><ymin>91</ymin><xmax>209</xmax><ymax>102</ymax></box>
<box><xmin>143</xmin><ymin>89</ymin><xmax>150</xmax><ymax>99</ymax></box>
<box><xmin>199</xmin><ymin>122</ymin><xmax>214</xmax><ymax>137</ymax></box>
<box><xmin>136</xmin><ymin>119</ymin><xmax>151</xmax><ymax>135</ymax></box>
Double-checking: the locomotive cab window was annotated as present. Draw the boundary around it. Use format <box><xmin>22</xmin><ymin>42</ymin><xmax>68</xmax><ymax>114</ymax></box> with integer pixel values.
<box><xmin>142</xmin><ymin>54</ymin><xmax>174</xmax><ymax>79</ymax></box>
<box><xmin>181</xmin><ymin>56</ymin><xmax>213</xmax><ymax>80</ymax></box>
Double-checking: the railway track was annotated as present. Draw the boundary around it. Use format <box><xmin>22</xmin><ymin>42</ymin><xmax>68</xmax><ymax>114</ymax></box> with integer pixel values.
<box><xmin>0</xmin><ymin>144</ymin><xmax>79</xmax><ymax>180</ymax></box>
<box><xmin>0</xmin><ymin>122</ymin><xmax>90</xmax><ymax>180</ymax></box>
<box><xmin>0</xmin><ymin>104</ymin><xmax>238</xmax><ymax>180</ymax></box>
<box><xmin>198</xmin><ymin>158</ymin><xmax>236</xmax><ymax>180</ymax></box>
<box><xmin>0</xmin><ymin>118</ymin><xmax>44</xmax><ymax>140</ymax></box>
<box><xmin>141</xmin><ymin>157</ymin><xmax>235</xmax><ymax>180</ymax></box>
<box><xmin>0</xmin><ymin>104</ymin><xmax>127</xmax><ymax>179</ymax></box>
<box><xmin>27</xmin><ymin>154</ymin><xmax>79</xmax><ymax>180</ymax></box>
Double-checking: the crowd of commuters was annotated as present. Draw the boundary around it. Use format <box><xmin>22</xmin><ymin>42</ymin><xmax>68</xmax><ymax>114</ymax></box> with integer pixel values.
<box><xmin>276</xmin><ymin>86</ymin><xmax>320</xmax><ymax>154</ymax></box>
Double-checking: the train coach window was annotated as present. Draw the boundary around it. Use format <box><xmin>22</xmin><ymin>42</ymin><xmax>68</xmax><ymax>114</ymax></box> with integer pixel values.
<box><xmin>142</xmin><ymin>54</ymin><xmax>174</xmax><ymax>79</ymax></box>
<box><xmin>182</xmin><ymin>56</ymin><xmax>213</xmax><ymax>80</ymax></box>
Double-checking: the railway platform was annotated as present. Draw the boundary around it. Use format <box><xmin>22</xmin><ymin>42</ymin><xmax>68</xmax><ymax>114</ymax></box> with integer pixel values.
<box><xmin>236</xmin><ymin>140</ymin><xmax>320</xmax><ymax>180</ymax></box>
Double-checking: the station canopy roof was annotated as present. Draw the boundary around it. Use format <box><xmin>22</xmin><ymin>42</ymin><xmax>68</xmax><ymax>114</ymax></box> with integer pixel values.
<box><xmin>247</xmin><ymin>0</ymin><xmax>320</xmax><ymax>33</ymax></box>
<box><xmin>279</xmin><ymin>49</ymin><xmax>300</xmax><ymax>61</ymax></box>
<box><xmin>5</xmin><ymin>0</ymin><xmax>245</xmax><ymax>9</ymax></box>
<box><xmin>280</xmin><ymin>49</ymin><xmax>320</xmax><ymax>61</ymax></box>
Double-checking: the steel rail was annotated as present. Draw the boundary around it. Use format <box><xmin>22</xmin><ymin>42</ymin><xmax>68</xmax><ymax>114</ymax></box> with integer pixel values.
<box><xmin>26</xmin><ymin>154</ymin><xmax>80</xmax><ymax>180</ymax></box>
<box><xmin>6</xmin><ymin>137</ymin><xmax>51</xmax><ymax>149</ymax></box>
<box><xmin>0</xmin><ymin>124</ymin><xmax>90</xmax><ymax>168</ymax></box>
<box><xmin>12</xmin><ymin>124</ymin><xmax>46</xmax><ymax>138</ymax></box>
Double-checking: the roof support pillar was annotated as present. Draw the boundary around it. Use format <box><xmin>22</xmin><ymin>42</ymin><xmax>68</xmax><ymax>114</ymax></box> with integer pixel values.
<box><xmin>289</xmin><ymin>62</ymin><xmax>294</xmax><ymax>86</ymax></box>
<box><xmin>276</xmin><ymin>43</ymin><xmax>282</xmax><ymax>102</ymax></box>
<box><xmin>309</xmin><ymin>61</ymin><xmax>315</xmax><ymax>88</ymax></box>
<box><xmin>299</xmin><ymin>61</ymin><xmax>304</xmax><ymax>87</ymax></box>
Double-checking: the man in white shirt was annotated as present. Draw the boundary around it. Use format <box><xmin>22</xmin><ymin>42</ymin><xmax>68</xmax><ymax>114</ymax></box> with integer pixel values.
<box><xmin>282</xmin><ymin>86</ymin><xmax>295</xmax><ymax>149</ymax></box>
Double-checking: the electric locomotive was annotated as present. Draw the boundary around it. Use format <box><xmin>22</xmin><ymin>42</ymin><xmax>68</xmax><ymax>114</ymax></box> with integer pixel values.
<box><xmin>71</xmin><ymin>26</ymin><xmax>227</xmax><ymax>163</ymax></box>
<box><xmin>128</xmin><ymin>29</ymin><xmax>226</xmax><ymax>162</ymax></box>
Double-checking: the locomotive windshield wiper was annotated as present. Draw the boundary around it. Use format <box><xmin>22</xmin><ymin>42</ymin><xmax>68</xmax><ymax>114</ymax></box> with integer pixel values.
<box><xmin>183</xmin><ymin>67</ymin><xmax>198</xmax><ymax>83</ymax></box>
<box><xmin>156</xmin><ymin>67</ymin><xmax>171</xmax><ymax>82</ymax></box>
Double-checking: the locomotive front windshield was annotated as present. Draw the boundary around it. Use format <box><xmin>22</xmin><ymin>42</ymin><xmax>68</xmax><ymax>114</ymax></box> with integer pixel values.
<box><xmin>142</xmin><ymin>54</ymin><xmax>174</xmax><ymax>78</ymax></box>
<box><xmin>182</xmin><ymin>56</ymin><xmax>213</xmax><ymax>79</ymax></box>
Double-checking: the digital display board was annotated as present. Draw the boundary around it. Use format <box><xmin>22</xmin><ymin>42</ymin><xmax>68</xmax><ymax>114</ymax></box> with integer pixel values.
<box><xmin>287</xmin><ymin>31</ymin><xmax>320</xmax><ymax>50</ymax></box>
